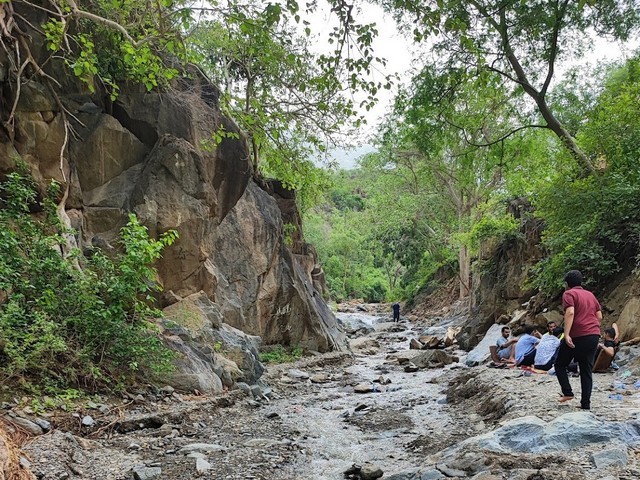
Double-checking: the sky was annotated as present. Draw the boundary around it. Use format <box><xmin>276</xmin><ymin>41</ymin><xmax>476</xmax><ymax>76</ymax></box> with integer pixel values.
<box><xmin>318</xmin><ymin>2</ymin><xmax>639</xmax><ymax>169</ymax></box>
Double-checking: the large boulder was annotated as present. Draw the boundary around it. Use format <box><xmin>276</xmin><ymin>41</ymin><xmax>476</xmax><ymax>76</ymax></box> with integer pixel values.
<box><xmin>161</xmin><ymin>292</ymin><xmax>264</xmax><ymax>391</ymax></box>
<box><xmin>465</xmin><ymin>323</ymin><xmax>505</xmax><ymax>366</ymax></box>
<box><xmin>432</xmin><ymin>412</ymin><xmax>640</xmax><ymax>478</ymax></box>
<box><xmin>210</xmin><ymin>182</ymin><xmax>347</xmax><ymax>352</ymax></box>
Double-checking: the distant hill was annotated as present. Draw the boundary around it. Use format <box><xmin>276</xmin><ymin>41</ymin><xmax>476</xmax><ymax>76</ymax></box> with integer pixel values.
<box><xmin>323</xmin><ymin>145</ymin><xmax>377</xmax><ymax>170</ymax></box>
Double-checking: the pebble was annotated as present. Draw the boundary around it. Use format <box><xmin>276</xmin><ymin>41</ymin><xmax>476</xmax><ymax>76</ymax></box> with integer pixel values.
<box><xmin>81</xmin><ymin>415</ymin><xmax>95</xmax><ymax>427</ymax></box>
<box><xmin>195</xmin><ymin>457</ymin><xmax>212</xmax><ymax>475</ymax></box>
<box><xmin>178</xmin><ymin>443</ymin><xmax>226</xmax><ymax>454</ymax></box>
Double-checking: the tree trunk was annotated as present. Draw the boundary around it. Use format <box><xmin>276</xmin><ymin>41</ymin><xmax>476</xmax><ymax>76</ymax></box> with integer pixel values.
<box><xmin>458</xmin><ymin>243</ymin><xmax>471</xmax><ymax>300</ymax></box>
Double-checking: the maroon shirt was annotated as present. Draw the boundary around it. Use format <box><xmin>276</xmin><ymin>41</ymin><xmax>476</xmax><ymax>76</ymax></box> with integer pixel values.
<box><xmin>562</xmin><ymin>286</ymin><xmax>601</xmax><ymax>337</ymax></box>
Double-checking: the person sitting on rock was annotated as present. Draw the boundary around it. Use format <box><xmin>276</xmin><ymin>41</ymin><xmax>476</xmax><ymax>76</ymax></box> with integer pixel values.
<box><xmin>593</xmin><ymin>323</ymin><xmax>621</xmax><ymax>373</ymax></box>
<box><xmin>544</xmin><ymin>321</ymin><xmax>557</xmax><ymax>336</ymax></box>
<box><xmin>494</xmin><ymin>326</ymin><xmax>517</xmax><ymax>363</ymax></box>
<box><xmin>514</xmin><ymin>325</ymin><xmax>542</xmax><ymax>367</ymax></box>
<box><xmin>534</xmin><ymin>327</ymin><xmax>563</xmax><ymax>371</ymax></box>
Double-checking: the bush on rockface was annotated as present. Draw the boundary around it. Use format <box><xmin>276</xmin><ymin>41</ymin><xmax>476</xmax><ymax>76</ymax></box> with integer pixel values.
<box><xmin>0</xmin><ymin>165</ymin><xmax>177</xmax><ymax>392</ymax></box>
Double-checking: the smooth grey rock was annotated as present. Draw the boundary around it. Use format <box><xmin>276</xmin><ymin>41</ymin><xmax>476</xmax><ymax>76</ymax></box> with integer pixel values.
<box><xmin>354</xmin><ymin>383</ymin><xmax>373</xmax><ymax>393</ymax></box>
<box><xmin>160</xmin><ymin>385</ymin><xmax>175</xmax><ymax>394</ymax></box>
<box><xmin>5</xmin><ymin>415</ymin><xmax>43</xmax><ymax>435</ymax></box>
<box><xmin>133</xmin><ymin>467</ymin><xmax>162</xmax><ymax>480</ymax></box>
<box><xmin>288</xmin><ymin>368</ymin><xmax>310</xmax><ymax>379</ymax></box>
<box><xmin>310</xmin><ymin>373</ymin><xmax>330</xmax><ymax>383</ymax></box>
<box><xmin>465</xmin><ymin>323</ymin><xmax>504</xmax><ymax>367</ymax></box>
<box><xmin>360</xmin><ymin>463</ymin><xmax>384</xmax><ymax>480</ymax></box>
<box><xmin>251</xmin><ymin>385</ymin><xmax>269</xmax><ymax>401</ymax></box>
<box><xmin>81</xmin><ymin>415</ymin><xmax>95</xmax><ymax>427</ymax></box>
<box><xmin>468</xmin><ymin>413</ymin><xmax>613</xmax><ymax>453</ymax></box>
<box><xmin>178</xmin><ymin>443</ymin><xmax>226</xmax><ymax>455</ymax></box>
<box><xmin>592</xmin><ymin>446</ymin><xmax>628</xmax><ymax>468</ymax></box>
<box><xmin>195</xmin><ymin>457</ymin><xmax>212</xmax><ymax>475</ymax></box>
<box><xmin>33</xmin><ymin>418</ymin><xmax>51</xmax><ymax>432</ymax></box>
<box><xmin>235</xmin><ymin>382</ymin><xmax>252</xmax><ymax>395</ymax></box>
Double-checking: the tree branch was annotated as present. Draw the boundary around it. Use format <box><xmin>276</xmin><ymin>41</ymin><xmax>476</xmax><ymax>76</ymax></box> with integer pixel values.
<box><xmin>66</xmin><ymin>0</ymin><xmax>144</xmax><ymax>47</ymax></box>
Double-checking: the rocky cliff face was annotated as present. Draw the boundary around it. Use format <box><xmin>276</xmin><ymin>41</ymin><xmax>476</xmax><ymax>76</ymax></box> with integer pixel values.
<box><xmin>0</xmin><ymin>6</ymin><xmax>346</xmax><ymax>368</ymax></box>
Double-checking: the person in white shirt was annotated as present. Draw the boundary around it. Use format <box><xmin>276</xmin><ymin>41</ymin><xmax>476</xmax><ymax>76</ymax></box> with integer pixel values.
<box><xmin>534</xmin><ymin>327</ymin><xmax>563</xmax><ymax>371</ymax></box>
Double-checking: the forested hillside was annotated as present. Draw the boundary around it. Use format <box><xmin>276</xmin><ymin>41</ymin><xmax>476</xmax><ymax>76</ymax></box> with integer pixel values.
<box><xmin>306</xmin><ymin>1</ymin><xmax>640</xmax><ymax>314</ymax></box>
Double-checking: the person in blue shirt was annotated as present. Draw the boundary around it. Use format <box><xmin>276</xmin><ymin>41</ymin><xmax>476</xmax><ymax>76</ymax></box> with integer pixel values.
<box><xmin>514</xmin><ymin>325</ymin><xmax>542</xmax><ymax>366</ymax></box>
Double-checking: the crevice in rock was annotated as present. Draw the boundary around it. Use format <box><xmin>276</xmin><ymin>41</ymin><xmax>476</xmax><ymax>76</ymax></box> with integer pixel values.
<box><xmin>111</xmin><ymin>101</ymin><xmax>159</xmax><ymax>149</ymax></box>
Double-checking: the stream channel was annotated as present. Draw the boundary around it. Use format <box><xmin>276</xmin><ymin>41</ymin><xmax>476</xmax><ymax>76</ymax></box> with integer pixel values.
<box><xmin>269</xmin><ymin>311</ymin><xmax>459</xmax><ymax>479</ymax></box>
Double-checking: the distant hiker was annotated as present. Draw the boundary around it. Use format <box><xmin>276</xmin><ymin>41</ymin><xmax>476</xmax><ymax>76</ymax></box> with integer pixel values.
<box><xmin>392</xmin><ymin>302</ymin><xmax>400</xmax><ymax>322</ymax></box>
<box><xmin>534</xmin><ymin>326</ymin><xmax>563</xmax><ymax>371</ymax></box>
<box><xmin>514</xmin><ymin>325</ymin><xmax>542</xmax><ymax>366</ymax></box>
<box><xmin>492</xmin><ymin>326</ymin><xmax>517</xmax><ymax>364</ymax></box>
<box><xmin>555</xmin><ymin>270</ymin><xmax>602</xmax><ymax>410</ymax></box>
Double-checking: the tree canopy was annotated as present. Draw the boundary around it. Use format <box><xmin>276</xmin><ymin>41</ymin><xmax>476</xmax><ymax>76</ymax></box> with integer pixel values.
<box><xmin>377</xmin><ymin>0</ymin><xmax>640</xmax><ymax>173</ymax></box>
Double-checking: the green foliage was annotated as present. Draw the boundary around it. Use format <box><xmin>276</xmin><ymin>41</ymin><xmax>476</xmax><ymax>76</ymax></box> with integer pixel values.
<box><xmin>41</xmin><ymin>0</ymin><xmax>186</xmax><ymax>98</ymax></box>
<box><xmin>259</xmin><ymin>345</ymin><xmax>303</xmax><ymax>364</ymax></box>
<box><xmin>529</xmin><ymin>55</ymin><xmax>640</xmax><ymax>294</ymax></box>
<box><xmin>187</xmin><ymin>0</ymin><xmax>388</xmax><ymax>207</ymax></box>
<box><xmin>380</xmin><ymin>0</ymin><xmax>640</xmax><ymax>172</ymax></box>
<box><xmin>0</xmin><ymin>165</ymin><xmax>177</xmax><ymax>392</ymax></box>
<box><xmin>283</xmin><ymin>223</ymin><xmax>297</xmax><ymax>248</ymax></box>
<box><xmin>460</xmin><ymin>206</ymin><xmax>521</xmax><ymax>256</ymax></box>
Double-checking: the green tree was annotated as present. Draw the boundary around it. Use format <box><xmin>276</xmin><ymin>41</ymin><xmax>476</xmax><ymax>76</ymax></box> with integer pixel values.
<box><xmin>532</xmin><ymin>55</ymin><xmax>640</xmax><ymax>293</ymax></box>
<box><xmin>379</xmin><ymin>0</ymin><xmax>640</xmax><ymax>173</ymax></box>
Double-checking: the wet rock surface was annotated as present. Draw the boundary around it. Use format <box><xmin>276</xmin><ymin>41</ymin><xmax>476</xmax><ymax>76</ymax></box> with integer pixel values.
<box><xmin>13</xmin><ymin>305</ymin><xmax>640</xmax><ymax>479</ymax></box>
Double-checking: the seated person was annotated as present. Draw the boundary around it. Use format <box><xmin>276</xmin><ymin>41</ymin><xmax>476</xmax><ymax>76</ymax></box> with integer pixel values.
<box><xmin>494</xmin><ymin>326</ymin><xmax>517</xmax><ymax>363</ymax></box>
<box><xmin>544</xmin><ymin>321</ymin><xmax>557</xmax><ymax>336</ymax></box>
<box><xmin>514</xmin><ymin>325</ymin><xmax>542</xmax><ymax>367</ymax></box>
<box><xmin>534</xmin><ymin>326</ymin><xmax>563</xmax><ymax>371</ymax></box>
<box><xmin>594</xmin><ymin>323</ymin><xmax>621</xmax><ymax>372</ymax></box>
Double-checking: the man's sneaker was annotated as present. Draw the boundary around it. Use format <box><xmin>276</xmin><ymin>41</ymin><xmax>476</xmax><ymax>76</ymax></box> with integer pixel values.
<box><xmin>611</xmin><ymin>362</ymin><xmax>620</xmax><ymax>370</ymax></box>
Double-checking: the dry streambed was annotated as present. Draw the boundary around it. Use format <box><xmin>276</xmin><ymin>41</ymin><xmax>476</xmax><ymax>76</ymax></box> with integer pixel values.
<box><xmin>9</xmin><ymin>308</ymin><xmax>640</xmax><ymax>479</ymax></box>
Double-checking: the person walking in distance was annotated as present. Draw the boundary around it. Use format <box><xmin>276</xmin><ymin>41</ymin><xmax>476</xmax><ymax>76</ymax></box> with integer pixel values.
<box><xmin>554</xmin><ymin>270</ymin><xmax>603</xmax><ymax>410</ymax></box>
<box><xmin>392</xmin><ymin>302</ymin><xmax>400</xmax><ymax>322</ymax></box>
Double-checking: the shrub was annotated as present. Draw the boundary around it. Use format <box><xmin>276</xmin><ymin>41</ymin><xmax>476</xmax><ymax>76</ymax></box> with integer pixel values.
<box><xmin>0</xmin><ymin>165</ymin><xmax>177</xmax><ymax>392</ymax></box>
<box><xmin>259</xmin><ymin>345</ymin><xmax>303</xmax><ymax>364</ymax></box>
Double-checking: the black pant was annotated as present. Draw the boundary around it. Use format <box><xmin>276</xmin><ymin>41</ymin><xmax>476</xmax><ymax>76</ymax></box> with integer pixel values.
<box><xmin>393</xmin><ymin>311</ymin><xmax>400</xmax><ymax>322</ymax></box>
<box><xmin>518</xmin><ymin>348</ymin><xmax>536</xmax><ymax>367</ymax></box>
<box><xmin>554</xmin><ymin>335</ymin><xmax>599</xmax><ymax>409</ymax></box>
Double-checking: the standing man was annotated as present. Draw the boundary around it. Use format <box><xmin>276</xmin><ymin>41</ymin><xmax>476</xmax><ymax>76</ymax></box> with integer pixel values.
<box><xmin>392</xmin><ymin>302</ymin><xmax>400</xmax><ymax>322</ymax></box>
<box><xmin>554</xmin><ymin>270</ymin><xmax>602</xmax><ymax>410</ymax></box>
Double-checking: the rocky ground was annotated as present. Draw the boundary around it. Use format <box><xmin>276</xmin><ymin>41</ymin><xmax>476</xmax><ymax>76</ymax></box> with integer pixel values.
<box><xmin>5</xmin><ymin>305</ymin><xmax>640</xmax><ymax>479</ymax></box>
